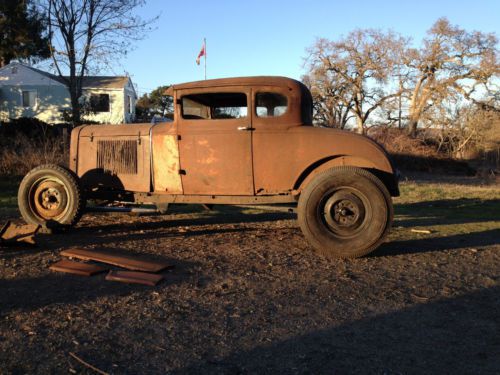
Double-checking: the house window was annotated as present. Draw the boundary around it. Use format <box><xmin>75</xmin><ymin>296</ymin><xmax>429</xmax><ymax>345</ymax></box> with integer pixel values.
<box><xmin>90</xmin><ymin>94</ymin><xmax>110</xmax><ymax>112</ymax></box>
<box><xmin>256</xmin><ymin>92</ymin><xmax>288</xmax><ymax>117</ymax></box>
<box><xmin>181</xmin><ymin>93</ymin><xmax>247</xmax><ymax>120</ymax></box>
<box><xmin>22</xmin><ymin>91</ymin><xmax>37</xmax><ymax>108</ymax></box>
<box><xmin>127</xmin><ymin>95</ymin><xmax>132</xmax><ymax>114</ymax></box>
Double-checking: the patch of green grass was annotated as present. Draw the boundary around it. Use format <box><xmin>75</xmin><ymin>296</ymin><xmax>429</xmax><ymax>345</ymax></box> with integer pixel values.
<box><xmin>0</xmin><ymin>176</ymin><xmax>21</xmax><ymax>219</ymax></box>
<box><xmin>391</xmin><ymin>181</ymin><xmax>500</xmax><ymax>242</ymax></box>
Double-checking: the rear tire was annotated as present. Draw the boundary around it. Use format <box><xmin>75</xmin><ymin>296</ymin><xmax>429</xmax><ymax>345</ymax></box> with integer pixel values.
<box><xmin>18</xmin><ymin>164</ymin><xmax>85</xmax><ymax>231</ymax></box>
<box><xmin>298</xmin><ymin>167</ymin><xmax>393</xmax><ymax>259</ymax></box>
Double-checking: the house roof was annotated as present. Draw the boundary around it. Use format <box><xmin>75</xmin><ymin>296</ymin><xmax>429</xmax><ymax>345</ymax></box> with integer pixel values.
<box><xmin>3</xmin><ymin>62</ymin><xmax>132</xmax><ymax>90</ymax></box>
<box><xmin>22</xmin><ymin>64</ymin><xmax>67</xmax><ymax>85</ymax></box>
<box><xmin>74</xmin><ymin>76</ymin><xmax>131</xmax><ymax>89</ymax></box>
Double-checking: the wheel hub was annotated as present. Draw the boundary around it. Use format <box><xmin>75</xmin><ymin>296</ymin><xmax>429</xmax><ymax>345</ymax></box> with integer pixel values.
<box><xmin>323</xmin><ymin>191</ymin><xmax>366</xmax><ymax>236</ymax></box>
<box><xmin>32</xmin><ymin>180</ymin><xmax>68</xmax><ymax>219</ymax></box>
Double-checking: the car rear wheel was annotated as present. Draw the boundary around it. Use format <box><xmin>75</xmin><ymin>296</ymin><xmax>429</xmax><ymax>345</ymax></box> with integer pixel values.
<box><xmin>18</xmin><ymin>164</ymin><xmax>85</xmax><ymax>231</ymax></box>
<box><xmin>298</xmin><ymin>167</ymin><xmax>393</xmax><ymax>259</ymax></box>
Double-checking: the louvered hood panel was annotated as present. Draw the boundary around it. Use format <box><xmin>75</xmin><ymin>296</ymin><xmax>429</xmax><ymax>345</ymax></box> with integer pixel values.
<box><xmin>75</xmin><ymin>124</ymin><xmax>154</xmax><ymax>193</ymax></box>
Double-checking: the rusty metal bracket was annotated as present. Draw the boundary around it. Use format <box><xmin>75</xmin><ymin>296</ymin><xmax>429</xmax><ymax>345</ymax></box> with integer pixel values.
<box><xmin>0</xmin><ymin>221</ymin><xmax>41</xmax><ymax>246</ymax></box>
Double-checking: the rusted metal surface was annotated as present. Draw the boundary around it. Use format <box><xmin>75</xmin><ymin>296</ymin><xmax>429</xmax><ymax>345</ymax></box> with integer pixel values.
<box><xmin>105</xmin><ymin>270</ymin><xmax>163</xmax><ymax>286</ymax></box>
<box><xmin>133</xmin><ymin>192</ymin><xmax>296</xmax><ymax>205</ymax></box>
<box><xmin>32</xmin><ymin>180</ymin><xmax>68</xmax><ymax>219</ymax></box>
<box><xmin>231</xmin><ymin>204</ymin><xmax>297</xmax><ymax>214</ymax></box>
<box><xmin>177</xmin><ymin>86</ymin><xmax>254</xmax><ymax>195</ymax></box>
<box><xmin>61</xmin><ymin>248</ymin><xmax>172</xmax><ymax>272</ymax></box>
<box><xmin>152</xmin><ymin>133</ymin><xmax>183</xmax><ymax>193</ymax></box>
<box><xmin>66</xmin><ymin>76</ymin><xmax>398</xmax><ymax>210</ymax></box>
<box><xmin>252</xmin><ymin>127</ymin><xmax>394</xmax><ymax>195</ymax></box>
<box><xmin>74</xmin><ymin>124</ymin><xmax>154</xmax><ymax>193</ymax></box>
<box><xmin>86</xmin><ymin>205</ymin><xmax>159</xmax><ymax>214</ymax></box>
<box><xmin>96</xmin><ymin>140</ymin><xmax>138</xmax><ymax>175</ymax></box>
<box><xmin>49</xmin><ymin>259</ymin><xmax>107</xmax><ymax>276</ymax></box>
<box><xmin>0</xmin><ymin>221</ymin><xmax>40</xmax><ymax>246</ymax></box>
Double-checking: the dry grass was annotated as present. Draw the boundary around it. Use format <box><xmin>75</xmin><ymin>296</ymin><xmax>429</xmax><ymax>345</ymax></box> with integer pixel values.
<box><xmin>0</xmin><ymin>133</ymin><xmax>68</xmax><ymax>176</ymax></box>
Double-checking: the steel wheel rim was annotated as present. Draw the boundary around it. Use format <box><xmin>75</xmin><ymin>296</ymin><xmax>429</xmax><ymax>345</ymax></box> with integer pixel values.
<box><xmin>28</xmin><ymin>176</ymin><xmax>70</xmax><ymax>221</ymax></box>
<box><xmin>319</xmin><ymin>187</ymin><xmax>370</xmax><ymax>238</ymax></box>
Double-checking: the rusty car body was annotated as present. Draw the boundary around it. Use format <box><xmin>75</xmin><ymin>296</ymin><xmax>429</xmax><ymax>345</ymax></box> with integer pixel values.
<box><xmin>18</xmin><ymin>76</ymin><xmax>399</xmax><ymax>258</ymax></box>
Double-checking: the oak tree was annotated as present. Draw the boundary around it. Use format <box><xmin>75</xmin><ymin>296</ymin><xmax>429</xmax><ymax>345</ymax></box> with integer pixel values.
<box><xmin>304</xmin><ymin>30</ymin><xmax>408</xmax><ymax>133</ymax></box>
<box><xmin>407</xmin><ymin>18</ymin><xmax>499</xmax><ymax>136</ymax></box>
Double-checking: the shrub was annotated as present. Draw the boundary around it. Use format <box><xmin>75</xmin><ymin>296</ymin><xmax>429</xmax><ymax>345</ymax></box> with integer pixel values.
<box><xmin>0</xmin><ymin>118</ymin><xmax>69</xmax><ymax>176</ymax></box>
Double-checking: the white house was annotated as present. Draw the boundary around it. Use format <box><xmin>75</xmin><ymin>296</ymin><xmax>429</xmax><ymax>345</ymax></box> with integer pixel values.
<box><xmin>0</xmin><ymin>62</ymin><xmax>137</xmax><ymax>124</ymax></box>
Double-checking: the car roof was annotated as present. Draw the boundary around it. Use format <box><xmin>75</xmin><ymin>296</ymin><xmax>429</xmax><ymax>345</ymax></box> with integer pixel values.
<box><xmin>171</xmin><ymin>76</ymin><xmax>305</xmax><ymax>91</ymax></box>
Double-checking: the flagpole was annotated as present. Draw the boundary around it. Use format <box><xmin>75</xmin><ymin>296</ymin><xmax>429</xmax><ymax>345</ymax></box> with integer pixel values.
<box><xmin>204</xmin><ymin>37</ymin><xmax>207</xmax><ymax>80</ymax></box>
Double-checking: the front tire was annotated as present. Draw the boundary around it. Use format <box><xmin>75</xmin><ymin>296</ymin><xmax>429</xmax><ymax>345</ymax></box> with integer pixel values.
<box><xmin>298</xmin><ymin>167</ymin><xmax>393</xmax><ymax>259</ymax></box>
<box><xmin>18</xmin><ymin>164</ymin><xmax>85</xmax><ymax>231</ymax></box>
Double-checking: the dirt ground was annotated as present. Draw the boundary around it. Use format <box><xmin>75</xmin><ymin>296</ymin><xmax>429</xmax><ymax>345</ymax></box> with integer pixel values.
<box><xmin>1</xmin><ymin>177</ymin><xmax>499</xmax><ymax>374</ymax></box>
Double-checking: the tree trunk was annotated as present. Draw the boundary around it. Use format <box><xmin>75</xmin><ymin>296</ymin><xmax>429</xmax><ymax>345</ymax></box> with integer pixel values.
<box><xmin>0</xmin><ymin>56</ymin><xmax>11</xmax><ymax>68</ymax></box>
<box><xmin>69</xmin><ymin>87</ymin><xmax>81</xmax><ymax>126</ymax></box>
<box><xmin>355</xmin><ymin>116</ymin><xmax>364</xmax><ymax>134</ymax></box>
<box><xmin>408</xmin><ymin>118</ymin><xmax>418</xmax><ymax>137</ymax></box>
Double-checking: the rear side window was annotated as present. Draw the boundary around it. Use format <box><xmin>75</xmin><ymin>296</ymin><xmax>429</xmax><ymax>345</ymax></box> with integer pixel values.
<box><xmin>182</xmin><ymin>93</ymin><xmax>247</xmax><ymax>120</ymax></box>
<box><xmin>256</xmin><ymin>92</ymin><xmax>288</xmax><ymax>117</ymax></box>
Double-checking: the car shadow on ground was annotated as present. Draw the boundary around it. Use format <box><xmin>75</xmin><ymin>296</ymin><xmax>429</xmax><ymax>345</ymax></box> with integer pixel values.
<box><xmin>376</xmin><ymin>228</ymin><xmax>500</xmax><ymax>257</ymax></box>
<box><xmin>394</xmin><ymin>198</ymin><xmax>500</xmax><ymax>227</ymax></box>
<box><xmin>40</xmin><ymin>226</ymin><xmax>267</xmax><ymax>249</ymax></box>
<box><xmin>0</xmin><ymin>256</ymin><xmax>201</xmax><ymax>315</ymax></box>
<box><xmin>173</xmin><ymin>285</ymin><xmax>500</xmax><ymax>374</ymax></box>
<box><xmin>35</xmin><ymin>201</ymin><xmax>498</xmax><ymax>257</ymax></box>
<box><xmin>82</xmin><ymin>210</ymin><xmax>295</xmax><ymax>232</ymax></box>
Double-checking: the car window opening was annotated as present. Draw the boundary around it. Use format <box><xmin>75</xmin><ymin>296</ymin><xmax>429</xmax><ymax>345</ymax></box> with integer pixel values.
<box><xmin>256</xmin><ymin>92</ymin><xmax>288</xmax><ymax>117</ymax></box>
<box><xmin>182</xmin><ymin>93</ymin><xmax>247</xmax><ymax>120</ymax></box>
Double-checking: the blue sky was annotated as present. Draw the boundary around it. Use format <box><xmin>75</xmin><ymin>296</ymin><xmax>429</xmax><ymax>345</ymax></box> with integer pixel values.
<box><xmin>120</xmin><ymin>0</ymin><xmax>500</xmax><ymax>97</ymax></box>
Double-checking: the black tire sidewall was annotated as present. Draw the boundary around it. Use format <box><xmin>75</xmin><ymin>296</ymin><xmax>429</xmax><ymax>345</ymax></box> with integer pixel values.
<box><xmin>18</xmin><ymin>165</ymin><xmax>82</xmax><ymax>228</ymax></box>
<box><xmin>298</xmin><ymin>168</ymin><xmax>391</xmax><ymax>258</ymax></box>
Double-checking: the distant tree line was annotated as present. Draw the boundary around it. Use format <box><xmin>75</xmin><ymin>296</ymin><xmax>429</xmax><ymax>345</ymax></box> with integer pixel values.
<box><xmin>303</xmin><ymin>18</ymin><xmax>499</xmax><ymax>159</ymax></box>
<box><xmin>136</xmin><ymin>86</ymin><xmax>174</xmax><ymax>121</ymax></box>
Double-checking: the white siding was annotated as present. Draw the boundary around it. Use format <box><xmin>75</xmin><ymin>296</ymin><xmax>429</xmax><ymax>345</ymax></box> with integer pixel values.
<box><xmin>0</xmin><ymin>63</ymin><xmax>64</xmax><ymax>87</ymax></box>
<box><xmin>82</xmin><ymin>89</ymin><xmax>126</xmax><ymax>124</ymax></box>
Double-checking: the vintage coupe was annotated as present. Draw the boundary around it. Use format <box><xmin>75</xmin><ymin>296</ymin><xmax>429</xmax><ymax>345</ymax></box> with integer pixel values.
<box><xmin>18</xmin><ymin>76</ymin><xmax>399</xmax><ymax>258</ymax></box>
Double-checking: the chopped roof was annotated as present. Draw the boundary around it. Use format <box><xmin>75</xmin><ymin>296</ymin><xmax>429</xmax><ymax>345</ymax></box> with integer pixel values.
<box><xmin>172</xmin><ymin>76</ymin><xmax>305</xmax><ymax>90</ymax></box>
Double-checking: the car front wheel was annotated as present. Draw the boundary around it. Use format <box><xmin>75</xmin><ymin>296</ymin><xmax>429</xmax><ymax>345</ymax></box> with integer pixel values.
<box><xmin>18</xmin><ymin>164</ymin><xmax>85</xmax><ymax>231</ymax></box>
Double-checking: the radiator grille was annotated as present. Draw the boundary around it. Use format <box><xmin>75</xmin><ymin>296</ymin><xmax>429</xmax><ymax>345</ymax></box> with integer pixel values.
<box><xmin>97</xmin><ymin>140</ymin><xmax>138</xmax><ymax>174</ymax></box>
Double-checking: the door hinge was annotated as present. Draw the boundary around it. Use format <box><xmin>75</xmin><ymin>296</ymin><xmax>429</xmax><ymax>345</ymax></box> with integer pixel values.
<box><xmin>177</xmin><ymin>135</ymin><xmax>182</xmax><ymax>141</ymax></box>
<box><xmin>178</xmin><ymin>169</ymin><xmax>186</xmax><ymax>175</ymax></box>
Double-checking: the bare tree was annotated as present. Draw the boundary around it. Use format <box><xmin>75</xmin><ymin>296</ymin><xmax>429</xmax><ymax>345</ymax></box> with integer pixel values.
<box><xmin>302</xmin><ymin>73</ymin><xmax>353</xmax><ymax>128</ymax></box>
<box><xmin>40</xmin><ymin>0</ymin><xmax>157</xmax><ymax>125</ymax></box>
<box><xmin>407</xmin><ymin>18</ymin><xmax>499</xmax><ymax>136</ymax></box>
<box><xmin>304</xmin><ymin>30</ymin><xmax>409</xmax><ymax>133</ymax></box>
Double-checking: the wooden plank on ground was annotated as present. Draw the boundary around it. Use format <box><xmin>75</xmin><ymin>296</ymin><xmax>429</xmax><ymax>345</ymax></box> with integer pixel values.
<box><xmin>105</xmin><ymin>270</ymin><xmax>163</xmax><ymax>286</ymax></box>
<box><xmin>49</xmin><ymin>259</ymin><xmax>108</xmax><ymax>276</ymax></box>
<box><xmin>0</xmin><ymin>221</ymin><xmax>40</xmax><ymax>246</ymax></box>
<box><xmin>60</xmin><ymin>248</ymin><xmax>173</xmax><ymax>272</ymax></box>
